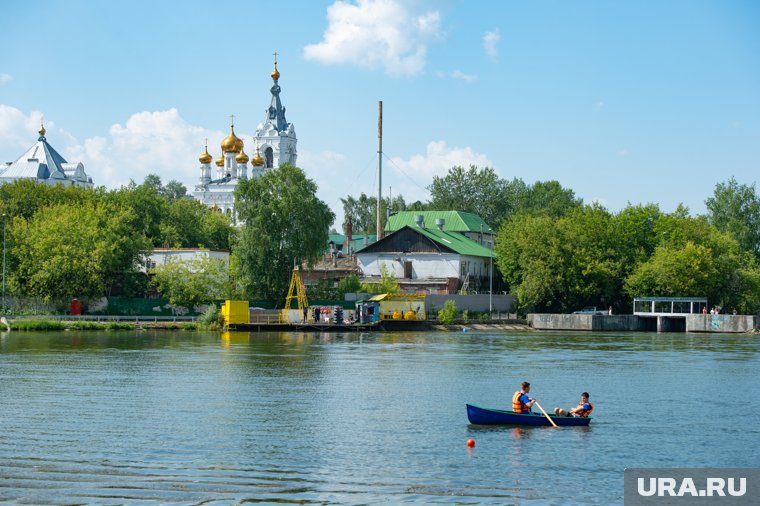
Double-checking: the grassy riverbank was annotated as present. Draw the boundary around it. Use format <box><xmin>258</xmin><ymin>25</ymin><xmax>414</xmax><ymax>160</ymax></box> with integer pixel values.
<box><xmin>5</xmin><ymin>319</ymin><xmax>200</xmax><ymax>332</ymax></box>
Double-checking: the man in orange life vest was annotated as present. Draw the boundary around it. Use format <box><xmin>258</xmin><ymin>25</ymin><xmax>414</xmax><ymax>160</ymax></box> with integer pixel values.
<box><xmin>554</xmin><ymin>392</ymin><xmax>594</xmax><ymax>417</ymax></box>
<box><xmin>512</xmin><ymin>381</ymin><xmax>536</xmax><ymax>414</ymax></box>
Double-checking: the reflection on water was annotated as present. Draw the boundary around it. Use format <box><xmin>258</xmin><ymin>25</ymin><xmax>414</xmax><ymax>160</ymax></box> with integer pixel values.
<box><xmin>0</xmin><ymin>329</ymin><xmax>758</xmax><ymax>505</ymax></box>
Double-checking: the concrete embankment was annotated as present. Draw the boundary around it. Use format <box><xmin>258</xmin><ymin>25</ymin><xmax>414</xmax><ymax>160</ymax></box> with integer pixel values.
<box><xmin>432</xmin><ymin>322</ymin><xmax>531</xmax><ymax>332</ymax></box>
<box><xmin>528</xmin><ymin>313</ymin><xmax>759</xmax><ymax>333</ymax></box>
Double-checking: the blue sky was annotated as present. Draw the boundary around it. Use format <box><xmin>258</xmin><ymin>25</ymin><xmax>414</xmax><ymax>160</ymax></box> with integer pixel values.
<box><xmin>2</xmin><ymin>0</ymin><xmax>758</xmax><ymax>229</ymax></box>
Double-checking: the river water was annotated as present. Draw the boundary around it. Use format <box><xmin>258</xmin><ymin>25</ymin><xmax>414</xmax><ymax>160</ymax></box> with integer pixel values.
<box><xmin>0</xmin><ymin>329</ymin><xmax>758</xmax><ymax>505</ymax></box>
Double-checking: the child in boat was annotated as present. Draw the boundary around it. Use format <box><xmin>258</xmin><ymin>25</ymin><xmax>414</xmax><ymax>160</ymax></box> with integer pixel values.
<box><xmin>554</xmin><ymin>392</ymin><xmax>593</xmax><ymax>417</ymax></box>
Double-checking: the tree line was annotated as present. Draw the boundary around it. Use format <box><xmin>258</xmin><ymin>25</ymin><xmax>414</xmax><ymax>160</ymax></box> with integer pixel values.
<box><xmin>0</xmin><ymin>177</ymin><xmax>234</xmax><ymax>303</ymax></box>
<box><xmin>2</xmin><ymin>162</ymin><xmax>758</xmax><ymax>315</ymax></box>
<box><xmin>341</xmin><ymin>166</ymin><xmax>760</xmax><ymax>314</ymax></box>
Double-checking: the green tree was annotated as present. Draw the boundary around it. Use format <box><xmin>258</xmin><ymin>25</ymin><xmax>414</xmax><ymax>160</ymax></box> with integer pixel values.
<box><xmin>9</xmin><ymin>202</ymin><xmax>147</xmax><ymax>301</ymax></box>
<box><xmin>626</xmin><ymin>210</ymin><xmax>760</xmax><ymax>312</ymax></box>
<box><xmin>515</xmin><ymin>180</ymin><xmax>582</xmax><ymax>218</ymax></box>
<box><xmin>151</xmin><ymin>256</ymin><xmax>229</xmax><ymax>308</ymax></box>
<box><xmin>496</xmin><ymin>214</ymin><xmax>570</xmax><ymax>312</ymax></box>
<box><xmin>307</xmin><ymin>278</ymin><xmax>338</xmax><ymax>300</ymax></box>
<box><xmin>706</xmin><ymin>177</ymin><xmax>760</xmax><ymax>259</ymax></box>
<box><xmin>612</xmin><ymin>203</ymin><xmax>662</xmax><ymax>266</ymax></box>
<box><xmin>360</xmin><ymin>265</ymin><xmax>400</xmax><ymax>294</ymax></box>
<box><xmin>437</xmin><ymin>300</ymin><xmax>458</xmax><ymax>325</ymax></box>
<box><xmin>0</xmin><ymin>179</ymin><xmax>102</xmax><ymax>220</ymax></box>
<box><xmin>162</xmin><ymin>180</ymin><xmax>188</xmax><ymax>200</ymax></box>
<box><xmin>497</xmin><ymin>204</ymin><xmax>624</xmax><ymax>312</ymax></box>
<box><xmin>234</xmin><ymin>164</ymin><xmax>335</xmax><ymax>303</ymax></box>
<box><xmin>427</xmin><ymin>165</ymin><xmax>519</xmax><ymax>227</ymax></box>
<box><xmin>142</xmin><ymin>174</ymin><xmax>163</xmax><ymax>193</ymax></box>
<box><xmin>337</xmin><ymin>274</ymin><xmax>362</xmax><ymax>298</ymax></box>
<box><xmin>201</xmin><ymin>209</ymin><xmax>235</xmax><ymax>250</ymax></box>
<box><xmin>341</xmin><ymin>193</ymin><xmax>378</xmax><ymax>235</ymax></box>
<box><xmin>107</xmin><ymin>182</ymin><xmax>167</xmax><ymax>246</ymax></box>
<box><xmin>624</xmin><ymin>242</ymin><xmax>719</xmax><ymax>298</ymax></box>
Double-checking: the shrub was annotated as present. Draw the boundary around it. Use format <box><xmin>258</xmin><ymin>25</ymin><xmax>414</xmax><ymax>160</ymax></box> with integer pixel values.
<box><xmin>437</xmin><ymin>300</ymin><xmax>458</xmax><ymax>325</ymax></box>
<box><xmin>199</xmin><ymin>304</ymin><xmax>221</xmax><ymax>327</ymax></box>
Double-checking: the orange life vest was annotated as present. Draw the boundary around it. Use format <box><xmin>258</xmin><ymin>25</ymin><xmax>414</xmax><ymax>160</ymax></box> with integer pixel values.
<box><xmin>512</xmin><ymin>390</ymin><xmax>529</xmax><ymax>413</ymax></box>
<box><xmin>575</xmin><ymin>402</ymin><xmax>594</xmax><ymax>417</ymax></box>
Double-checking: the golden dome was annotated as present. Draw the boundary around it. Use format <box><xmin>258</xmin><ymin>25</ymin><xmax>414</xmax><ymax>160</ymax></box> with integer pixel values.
<box><xmin>215</xmin><ymin>154</ymin><xmax>224</xmax><ymax>167</ymax></box>
<box><xmin>221</xmin><ymin>124</ymin><xmax>244</xmax><ymax>153</ymax></box>
<box><xmin>236</xmin><ymin>147</ymin><xmax>249</xmax><ymax>164</ymax></box>
<box><xmin>252</xmin><ymin>143</ymin><xmax>265</xmax><ymax>166</ymax></box>
<box><xmin>38</xmin><ymin>120</ymin><xmax>46</xmax><ymax>137</ymax></box>
<box><xmin>199</xmin><ymin>141</ymin><xmax>212</xmax><ymax>164</ymax></box>
<box><xmin>271</xmin><ymin>63</ymin><xmax>280</xmax><ymax>81</ymax></box>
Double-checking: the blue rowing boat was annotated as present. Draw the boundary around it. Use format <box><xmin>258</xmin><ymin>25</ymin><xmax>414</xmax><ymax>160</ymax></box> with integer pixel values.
<box><xmin>466</xmin><ymin>404</ymin><xmax>592</xmax><ymax>426</ymax></box>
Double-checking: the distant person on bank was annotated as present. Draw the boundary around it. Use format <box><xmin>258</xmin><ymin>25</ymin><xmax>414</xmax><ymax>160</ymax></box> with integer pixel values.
<box><xmin>512</xmin><ymin>381</ymin><xmax>536</xmax><ymax>414</ymax></box>
<box><xmin>554</xmin><ymin>392</ymin><xmax>594</xmax><ymax>417</ymax></box>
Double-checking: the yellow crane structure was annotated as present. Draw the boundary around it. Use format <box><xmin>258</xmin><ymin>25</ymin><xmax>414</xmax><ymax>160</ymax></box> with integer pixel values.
<box><xmin>281</xmin><ymin>266</ymin><xmax>309</xmax><ymax>323</ymax></box>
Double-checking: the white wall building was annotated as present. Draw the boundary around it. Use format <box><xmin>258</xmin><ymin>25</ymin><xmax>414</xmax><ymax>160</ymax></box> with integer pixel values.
<box><xmin>142</xmin><ymin>248</ymin><xmax>230</xmax><ymax>272</ymax></box>
<box><xmin>356</xmin><ymin>224</ymin><xmax>496</xmax><ymax>294</ymax></box>
<box><xmin>0</xmin><ymin>122</ymin><xmax>93</xmax><ymax>188</ymax></box>
<box><xmin>192</xmin><ymin>56</ymin><xmax>296</xmax><ymax>223</ymax></box>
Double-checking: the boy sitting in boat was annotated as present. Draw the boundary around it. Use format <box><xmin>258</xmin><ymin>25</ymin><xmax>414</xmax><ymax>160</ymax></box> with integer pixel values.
<box><xmin>512</xmin><ymin>381</ymin><xmax>537</xmax><ymax>413</ymax></box>
<box><xmin>554</xmin><ymin>392</ymin><xmax>593</xmax><ymax>417</ymax></box>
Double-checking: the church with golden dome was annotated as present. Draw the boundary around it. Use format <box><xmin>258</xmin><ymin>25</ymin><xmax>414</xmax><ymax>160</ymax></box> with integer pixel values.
<box><xmin>192</xmin><ymin>55</ymin><xmax>297</xmax><ymax>222</ymax></box>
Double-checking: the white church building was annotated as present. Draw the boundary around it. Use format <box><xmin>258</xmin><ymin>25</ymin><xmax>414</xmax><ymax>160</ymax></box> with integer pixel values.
<box><xmin>192</xmin><ymin>56</ymin><xmax>297</xmax><ymax>223</ymax></box>
<box><xmin>0</xmin><ymin>122</ymin><xmax>93</xmax><ymax>188</ymax></box>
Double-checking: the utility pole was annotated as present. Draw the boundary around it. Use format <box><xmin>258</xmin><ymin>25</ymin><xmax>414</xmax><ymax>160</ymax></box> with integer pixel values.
<box><xmin>377</xmin><ymin>100</ymin><xmax>383</xmax><ymax>240</ymax></box>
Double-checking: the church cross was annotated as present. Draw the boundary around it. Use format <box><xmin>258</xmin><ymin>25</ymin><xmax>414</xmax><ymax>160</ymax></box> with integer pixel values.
<box><xmin>273</xmin><ymin>51</ymin><xmax>278</xmax><ymax>66</ymax></box>
<box><xmin>230</xmin><ymin>114</ymin><xmax>235</xmax><ymax>127</ymax></box>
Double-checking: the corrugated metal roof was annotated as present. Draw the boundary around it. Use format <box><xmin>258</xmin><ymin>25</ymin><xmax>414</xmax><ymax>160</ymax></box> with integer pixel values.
<box><xmin>357</xmin><ymin>225</ymin><xmax>495</xmax><ymax>258</ymax></box>
<box><xmin>1</xmin><ymin>135</ymin><xmax>92</xmax><ymax>187</ymax></box>
<box><xmin>329</xmin><ymin>233</ymin><xmax>377</xmax><ymax>251</ymax></box>
<box><xmin>368</xmin><ymin>293</ymin><xmax>426</xmax><ymax>301</ymax></box>
<box><xmin>385</xmin><ymin>211</ymin><xmax>494</xmax><ymax>234</ymax></box>
<box><xmin>414</xmin><ymin>226</ymin><xmax>496</xmax><ymax>258</ymax></box>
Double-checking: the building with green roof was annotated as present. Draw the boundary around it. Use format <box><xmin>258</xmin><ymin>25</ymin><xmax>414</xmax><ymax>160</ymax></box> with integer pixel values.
<box><xmin>385</xmin><ymin>211</ymin><xmax>494</xmax><ymax>249</ymax></box>
<box><xmin>356</xmin><ymin>222</ymin><xmax>496</xmax><ymax>294</ymax></box>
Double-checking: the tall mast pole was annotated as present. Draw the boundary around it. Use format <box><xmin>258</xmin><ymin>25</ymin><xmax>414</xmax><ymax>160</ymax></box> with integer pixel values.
<box><xmin>377</xmin><ymin>101</ymin><xmax>383</xmax><ymax>240</ymax></box>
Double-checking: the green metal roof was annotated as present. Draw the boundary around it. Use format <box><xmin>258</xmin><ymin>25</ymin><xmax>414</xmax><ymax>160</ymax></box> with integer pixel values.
<box><xmin>385</xmin><ymin>211</ymin><xmax>494</xmax><ymax>234</ymax></box>
<box><xmin>328</xmin><ymin>234</ymin><xmax>377</xmax><ymax>252</ymax></box>
<box><xmin>412</xmin><ymin>226</ymin><xmax>496</xmax><ymax>258</ymax></box>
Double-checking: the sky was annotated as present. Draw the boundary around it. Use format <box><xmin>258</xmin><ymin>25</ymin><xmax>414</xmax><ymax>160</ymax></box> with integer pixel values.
<box><xmin>1</xmin><ymin>0</ymin><xmax>759</xmax><ymax>230</ymax></box>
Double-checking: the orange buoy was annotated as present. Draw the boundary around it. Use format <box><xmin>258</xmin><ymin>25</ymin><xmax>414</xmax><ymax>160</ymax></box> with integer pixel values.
<box><xmin>466</xmin><ymin>438</ymin><xmax>475</xmax><ymax>448</ymax></box>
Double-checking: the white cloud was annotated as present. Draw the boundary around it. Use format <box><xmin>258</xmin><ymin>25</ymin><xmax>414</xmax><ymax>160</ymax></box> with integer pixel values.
<box><xmin>304</xmin><ymin>0</ymin><xmax>442</xmax><ymax>77</ymax></box>
<box><xmin>69</xmin><ymin>109</ymin><xmax>226</xmax><ymax>189</ymax></box>
<box><xmin>450</xmin><ymin>70</ymin><xmax>477</xmax><ymax>82</ymax></box>
<box><xmin>1</xmin><ymin>105</ymin><xmax>227</xmax><ymax>190</ymax></box>
<box><xmin>0</xmin><ymin>105</ymin><xmax>47</xmax><ymax>160</ymax></box>
<box><xmin>437</xmin><ymin>70</ymin><xmax>478</xmax><ymax>82</ymax></box>
<box><xmin>0</xmin><ymin>74</ymin><xmax>12</xmax><ymax>84</ymax></box>
<box><xmin>483</xmin><ymin>29</ymin><xmax>500</xmax><ymax>61</ymax></box>
<box><xmin>593</xmin><ymin>101</ymin><xmax>605</xmax><ymax>111</ymax></box>
<box><xmin>388</xmin><ymin>140</ymin><xmax>493</xmax><ymax>202</ymax></box>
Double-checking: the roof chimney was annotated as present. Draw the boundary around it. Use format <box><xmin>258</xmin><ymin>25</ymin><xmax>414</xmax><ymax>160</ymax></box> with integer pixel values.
<box><xmin>436</xmin><ymin>218</ymin><xmax>445</xmax><ymax>231</ymax></box>
<box><xmin>414</xmin><ymin>215</ymin><xmax>425</xmax><ymax>228</ymax></box>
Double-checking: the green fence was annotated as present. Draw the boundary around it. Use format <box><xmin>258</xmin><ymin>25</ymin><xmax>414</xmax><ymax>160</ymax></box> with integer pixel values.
<box><xmin>92</xmin><ymin>298</ymin><xmax>280</xmax><ymax>316</ymax></box>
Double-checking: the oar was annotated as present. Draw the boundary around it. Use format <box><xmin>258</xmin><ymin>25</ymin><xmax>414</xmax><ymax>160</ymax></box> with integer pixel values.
<box><xmin>533</xmin><ymin>400</ymin><xmax>559</xmax><ymax>428</ymax></box>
